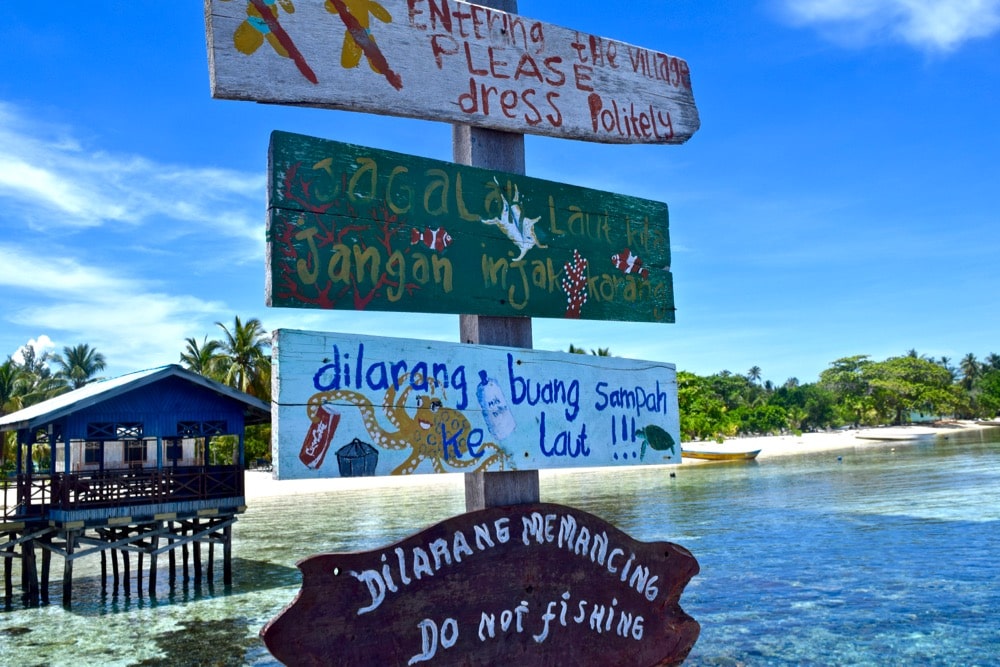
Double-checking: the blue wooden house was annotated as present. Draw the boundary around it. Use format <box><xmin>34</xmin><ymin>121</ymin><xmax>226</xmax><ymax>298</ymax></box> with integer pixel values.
<box><xmin>1</xmin><ymin>364</ymin><xmax>269</xmax><ymax>607</ymax></box>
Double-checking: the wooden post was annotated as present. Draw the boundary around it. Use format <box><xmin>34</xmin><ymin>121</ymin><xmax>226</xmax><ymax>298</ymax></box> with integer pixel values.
<box><xmin>193</xmin><ymin>536</ymin><xmax>202</xmax><ymax>586</ymax></box>
<box><xmin>4</xmin><ymin>533</ymin><xmax>13</xmax><ymax>608</ymax></box>
<box><xmin>40</xmin><ymin>541</ymin><xmax>50</xmax><ymax>605</ymax></box>
<box><xmin>100</xmin><ymin>548</ymin><xmax>107</xmax><ymax>596</ymax></box>
<box><xmin>168</xmin><ymin>522</ymin><xmax>177</xmax><ymax>588</ymax></box>
<box><xmin>137</xmin><ymin>551</ymin><xmax>144</xmax><ymax>598</ymax></box>
<box><xmin>122</xmin><ymin>549</ymin><xmax>131</xmax><ymax>597</ymax></box>
<box><xmin>111</xmin><ymin>543</ymin><xmax>120</xmax><ymax>595</ymax></box>
<box><xmin>21</xmin><ymin>539</ymin><xmax>38</xmax><ymax>607</ymax></box>
<box><xmin>63</xmin><ymin>530</ymin><xmax>75</xmax><ymax>607</ymax></box>
<box><xmin>456</xmin><ymin>0</ymin><xmax>539</xmax><ymax>512</ymax></box>
<box><xmin>223</xmin><ymin>524</ymin><xmax>232</xmax><ymax>587</ymax></box>
<box><xmin>149</xmin><ymin>527</ymin><xmax>159</xmax><ymax>597</ymax></box>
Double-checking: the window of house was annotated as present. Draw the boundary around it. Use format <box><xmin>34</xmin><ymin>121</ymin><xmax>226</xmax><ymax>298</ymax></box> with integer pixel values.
<box><xmin>165</xmin><ymin>439</ymin><xmax>183</xmax><ymax>462</ymax></box>
<box><xmin>125</xmin><ymin>440</ymin><xmax>147</xmax><ymax>464</ymax></box>
<box><xmin>84</xmin><ymin>441</ymin><xmax>102</xmax><ymax>465</ymax></box>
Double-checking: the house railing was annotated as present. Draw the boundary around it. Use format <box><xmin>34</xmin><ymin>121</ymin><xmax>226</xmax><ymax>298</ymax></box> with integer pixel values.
<box><xmin>2</xmin><ymin>466</ymin><xmax>244</xmax><ymax>519</ymax></box>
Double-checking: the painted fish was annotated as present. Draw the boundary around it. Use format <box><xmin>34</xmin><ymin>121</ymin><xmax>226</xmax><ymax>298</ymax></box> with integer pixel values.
<box><xmin>611</xmin><ymin>247</ymin><xmax>649</xmax><ymax>279</ymax></box>
<box><xmin>410</xmin><ymin>227</ymin><xmax>453</xmax><ymax>251</ymax></box>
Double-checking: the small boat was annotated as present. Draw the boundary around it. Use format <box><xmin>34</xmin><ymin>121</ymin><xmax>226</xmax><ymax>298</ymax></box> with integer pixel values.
<box><xmin>681</xmin><ymin>444</ymin><xmax>761</xmax><ymax>461</ymax></box>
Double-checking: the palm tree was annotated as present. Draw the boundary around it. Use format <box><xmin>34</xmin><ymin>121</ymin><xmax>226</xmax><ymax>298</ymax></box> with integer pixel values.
<box><xmin>51</xmin><ymin>343</ymin><xmax>107</xmax><ymax>389</ymax></box>
<box><xmin>0</xmin><ymin>359</ymin><xmax>24</xmax><ymax>415</ymax></box>
<box><xmin>180</xmin><ymin>336</ymin><xmax>224</xmax><ymax>378</ymax></box>
<box><xmin>747</xmin><ymin>366</ymin><xmax>762</xmax><ymax>385</ymax></box>
<box><xmin>215</xmin><ymin>316</ymin><xmax>271</xmax><ymax>400</ymax></box>
<box><xmin>0</xmin><ymin>359</ymin><xmax>21</xmax><ymax>468</ymax></box>
<box><xmin>960</xmin><ymin>353</ymin><xmax>981</xmax><ymax>391</ymax></box>
<box><xmin>985</xmin><ymin>353</ymin><xmax>1000</xmax><ymax>371</ymax></box>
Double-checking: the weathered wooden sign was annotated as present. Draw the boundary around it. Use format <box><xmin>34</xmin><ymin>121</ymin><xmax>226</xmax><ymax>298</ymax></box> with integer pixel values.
<box><xmin>268</xmin><ymin>131</ymin><xmax>674</xmax><ymax>322</ymax></box>
<box><xmin>261</xmin><ymin>502</ymin><xmax>700</xmax><ymax>666</ymax></box>
<box><xmin>205</xmin><ymin>0</ymin><xmax>699</xmax><ymax>144</ymax></box>
<box><xmin>272</xmin><ymin>329</ymin><xmax>680</xmax><ymax>479</ymax></box>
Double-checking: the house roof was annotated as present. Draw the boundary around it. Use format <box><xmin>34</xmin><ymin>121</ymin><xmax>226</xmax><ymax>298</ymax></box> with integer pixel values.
<box><xmin>0</xmin><ymin>364</ymin><xmax>270</xmax><ymax>432</ymax></box>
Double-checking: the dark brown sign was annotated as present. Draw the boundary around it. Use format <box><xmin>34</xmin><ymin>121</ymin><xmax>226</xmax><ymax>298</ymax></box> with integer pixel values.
<box><xmin>261</xmin><ymin>502</ymin><xmax>699</xmax><ymax>666</ymax></box>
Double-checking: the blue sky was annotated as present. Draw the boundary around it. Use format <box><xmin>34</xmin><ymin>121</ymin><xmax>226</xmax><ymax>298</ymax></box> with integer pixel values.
<box><xmin>2</xmin><ymin>1</ymin><xmax>998</xmax><ymax>386</ymax></box>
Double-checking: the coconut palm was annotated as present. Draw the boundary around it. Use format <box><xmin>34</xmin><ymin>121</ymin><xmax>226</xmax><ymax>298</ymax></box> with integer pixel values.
<box><xmin>960</xmin><ymin>353</ymin><xmax>981</xmax><ymax>391</ymax></box>
<box><xmin>180</xmin><ymin>336</ymin><xmax>224</xmax><ymax>378</ymax></box>
<box><xmin>214</xmin><ymin>316</ymin><xmax>271</xmax><ymax>400</ymax></box>
<box><xmin>985</xmin><ymin>353</ymin><xmax>1000</xmax><ymax>371</ymax></box>
<box><xmin>51</xmin><ymin>343</ymin><xmax>106</xmax><ymax>389</ymax></box>
<box><xmin>747</xmin><ymin>366</ymin><xmax>762</xmax><ymax>385</ymax></box>
<box><xmin>0</xmin><ymin>359</ymin><xmax>24</xmax><ymax>415</ymax></box>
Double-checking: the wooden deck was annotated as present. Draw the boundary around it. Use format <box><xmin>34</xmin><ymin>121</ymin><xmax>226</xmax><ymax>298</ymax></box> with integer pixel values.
<box><xmin>3</xmin><ymin>466</ymin><xmax>244</xmax><ymax>524</ymax></box>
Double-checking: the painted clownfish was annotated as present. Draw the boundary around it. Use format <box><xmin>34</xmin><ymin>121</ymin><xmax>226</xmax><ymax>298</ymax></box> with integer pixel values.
<box><xmin>611</xmin><ymin>247</ymin><xmax>649</xmax><ymax>279</ymax></box>
<box><xmin>410</xmin><ymin>227</ymin><xmax>453</xmax><ymax>251</ymax></box>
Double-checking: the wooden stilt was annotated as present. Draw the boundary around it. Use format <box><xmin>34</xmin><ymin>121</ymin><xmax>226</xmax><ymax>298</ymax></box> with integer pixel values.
<box><xmin>101</xmin><ymin>549</ymin><xmax>107</xmax><ymax>595</ymax></box>
<box><xmin>40</xmin><ymin>542</ymin><xmax>51</xmax><ymax>605</ymax></box>
<box><xmin>4</xmin><ymin>534</ymin><xmax>12</xmax><ymax>608</ymax></box>
<box><xmin>149</xmin><ymin>528</ymin><xmax>159</xmax><ymax>597</ymax></box>
<box><xmin>223</xmin><ymin>524</ymin><xmax>232</xmax><ymax>587</ymax></box>
<box><xmin>182</xmin><ymin>541</ymin><xmax>189</xmax><ymax>583</ymax></box>
<box><xmin>111</xmin><ymin>543</ymin><xmax>120</xmax><ymax>595</ymax></box>
<box><xmin>122</xmin><ymin>549</ymin><xmax>131</xmax><ymax>598</ymax></box>
<box><xmin>207</xmin><ymin>541</ymin><xmax>215</xmax><ymax>584</ymax></box>
<box><xmin>137</xmin><ymin>550</ymin><xmax>144</xmax><ymax>598</ymax></box>
<box><xmin>63</xmin><ymin>531</ymin><xmax>75</xmax><ymax>607</ymax></box>
<box><xmin>193</xmin><ymin>538</ymin><xmax>202</xmax><ymax>586</ymax></box>
<box><xmin>22</xmin><ymin>539</ymin><xmax>39</xmax><ymax>607</ymax></box>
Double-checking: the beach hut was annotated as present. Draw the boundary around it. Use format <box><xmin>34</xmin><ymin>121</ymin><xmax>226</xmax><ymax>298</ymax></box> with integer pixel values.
<box><xmin>0</xmin><ymin>364</ymin><xmax>269</xmax><ymax>607</ymax></box>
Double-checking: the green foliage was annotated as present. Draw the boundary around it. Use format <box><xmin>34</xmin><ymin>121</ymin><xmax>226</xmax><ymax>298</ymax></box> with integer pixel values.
<box><xmin>51</xmin><ymin>343</ymin><xmax>106</xmax><ymax>389</ymax></box>
<box><xmin>244</xmin><ymin>424</ymin><xmax>272</xmax><ymax>462</ymax></box>
<box><xmin>975</xmin><ymin>369</ymin><xmax>1000</xmax><ymax>417</ymax></box>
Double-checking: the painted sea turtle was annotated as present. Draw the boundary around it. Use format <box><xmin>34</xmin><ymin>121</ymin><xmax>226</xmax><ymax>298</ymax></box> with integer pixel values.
<box><xmin>637</xmin><ymin>424</ymin><xmax>676</xmax><ymax>460</ymax></box>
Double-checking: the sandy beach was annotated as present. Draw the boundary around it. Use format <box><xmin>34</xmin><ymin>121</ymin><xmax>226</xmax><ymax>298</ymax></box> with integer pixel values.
<box><xmin>243</xmin><ymin>420</ymin><xmax>998</xmax><ymax>499</ymax></box>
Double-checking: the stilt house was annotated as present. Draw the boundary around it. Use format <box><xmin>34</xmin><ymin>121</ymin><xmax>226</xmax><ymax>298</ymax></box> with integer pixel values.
<box><xmin>1</xmin><ymin>364</ymin><xmax>270</xmax><ymax>606</ymax></box>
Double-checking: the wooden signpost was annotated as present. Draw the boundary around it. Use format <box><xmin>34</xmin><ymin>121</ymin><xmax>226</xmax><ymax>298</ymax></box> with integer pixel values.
<box><xmin>261</xmin><ymin>503</ymin><xmax>700</xmax><ymax>666</ymax></box>
<box><xmin>268</xmin><ymin>131</ymin><xmax>674</xmax><ymax>322</ymax></box>
<box><xmin>205</xmin><ymin>0</ymin><xmax>699</xmax><ymax>144</ymax></box>
<box><xmin>206</xmin><ymin>0</ymin><xmax>701</xmax><ymax>663</ymax></box>
<box><xmin>272</xmin><ymin>329</ymin><xmax>679</xmax><ymax>479</ymax></box>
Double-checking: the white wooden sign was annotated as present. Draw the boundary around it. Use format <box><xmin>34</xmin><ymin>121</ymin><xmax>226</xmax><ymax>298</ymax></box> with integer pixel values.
<box><xmin>272</xmin><ymin>329</ymin><xmax>680</xmax><ymax>479</ymax></box>
<box><xmin>205</xmin><ymin>0</ymin><xmax>699</xmax><ymax>144</ymax></box>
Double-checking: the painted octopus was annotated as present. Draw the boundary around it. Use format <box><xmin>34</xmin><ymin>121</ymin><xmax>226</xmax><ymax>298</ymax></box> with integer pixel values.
<box><xmin>306</xmin><ymin>373</ymin><xmax>511</xmax><ymax>475</ymax></box>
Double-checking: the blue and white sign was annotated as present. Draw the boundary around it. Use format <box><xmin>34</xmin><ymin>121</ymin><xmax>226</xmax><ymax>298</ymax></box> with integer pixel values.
<box><xmin>272</xmin><ymin>329</ymin><xmax>679</xmax><ymax>479</ymax></box>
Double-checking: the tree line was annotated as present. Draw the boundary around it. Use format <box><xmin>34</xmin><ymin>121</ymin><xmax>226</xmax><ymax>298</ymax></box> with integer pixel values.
<box><xmin>678</xmin><ymin>351</ymin><xmax>1000</xmax><ymax>442</ymax></box>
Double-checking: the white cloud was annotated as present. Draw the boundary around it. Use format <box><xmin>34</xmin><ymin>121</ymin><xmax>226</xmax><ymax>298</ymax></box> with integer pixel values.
<box><xmin>779</xmin><ymin>0</ymin><xmax>1000</xmax><ymax>51</ymax></box>
<box><xmin>10</xmin><ymin>335</ymin><xmax>56</xmax><ymax>365</ymax></box>
<box><xmin>0</xmin><ymin>103</ymin><xmax>263</xmax><ymax>249</ymax></box>
<box><xmin>0</xmin><ymin>243</ymin><xmax>228</xmax><ymax>372</ymax></box>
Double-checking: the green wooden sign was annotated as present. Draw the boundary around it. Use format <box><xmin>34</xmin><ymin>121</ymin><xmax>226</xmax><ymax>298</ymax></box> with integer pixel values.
<box><xmin>267</xmin><ymin>131</ymin><xmax>674</xmax><ymax>322</ymax></box>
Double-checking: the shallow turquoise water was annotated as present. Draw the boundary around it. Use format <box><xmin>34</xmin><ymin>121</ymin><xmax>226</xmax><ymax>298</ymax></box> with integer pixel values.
<box><xmin>1</xmin><ymin>428</ymin><xmax>998</xmax><ymax>666</ymax></box>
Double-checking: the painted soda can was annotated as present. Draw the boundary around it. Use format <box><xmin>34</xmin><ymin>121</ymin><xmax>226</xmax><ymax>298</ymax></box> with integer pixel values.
<box><xmin>300</xmin><ymin>403</ymin><xmax>340</xmax><ymax>470</ymax></box>
<box><xmin>476</xmin><ymin>371</ymin><xmax>516</xmax><ymax>440</ymax></box>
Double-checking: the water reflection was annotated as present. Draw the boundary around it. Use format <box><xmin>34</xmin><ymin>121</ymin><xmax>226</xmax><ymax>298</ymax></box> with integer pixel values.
<box><xmin>0</xmin><ymin>429</ymin><xmax>997</xmax><ymax>665</ymax></box>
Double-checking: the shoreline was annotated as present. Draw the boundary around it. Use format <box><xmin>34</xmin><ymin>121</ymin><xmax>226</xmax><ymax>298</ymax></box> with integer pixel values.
<box><xmin>243</xmin><ymin>421</ymin><xmax>997</xmax><ymax>499</ymax></box>
<box><xmin>726</xmin><ymin>419</ymin><xmax>993</xmax><ymax>461</ymax></box>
